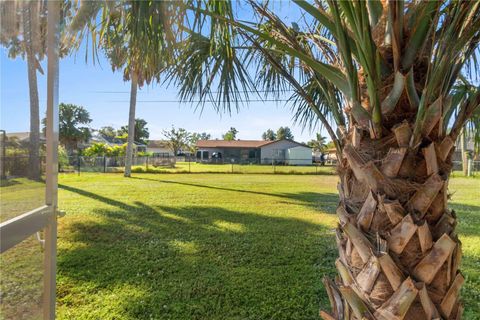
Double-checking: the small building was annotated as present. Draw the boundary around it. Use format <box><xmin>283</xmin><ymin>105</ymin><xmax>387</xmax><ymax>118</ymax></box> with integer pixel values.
<box><xmin>324</xmin><ymin>147</ymin><xmax>338</xmax><ymax>164</ymax></box>
<box><xmin>195</xmin><ymin>139</ymin><xmax>312</xmax><ymax>165</ymax></box>
<box><xmin>146</xmin><ymin>140</ymin><xmax>173</xmax><ymax>157</ymax></box>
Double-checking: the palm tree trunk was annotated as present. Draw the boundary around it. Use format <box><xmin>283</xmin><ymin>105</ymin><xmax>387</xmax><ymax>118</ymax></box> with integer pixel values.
<box><xmin>460</xmin><ymin>129</ymin><xmax>467</xmax><ymax>176</ymax></box>
<box><xmin>323</xmin><ymin>123</ymin><xmax>462</xmax><ymax>319</ymax></box>
<box><xmin>23</xmin><ymin>2</ymin><xmax>41</xmax><ymax>181</ymax></box>
<box><xmin>124</xmin><ymin>72</ymin><xmax>138</xmax><ymax>177</ymax></box>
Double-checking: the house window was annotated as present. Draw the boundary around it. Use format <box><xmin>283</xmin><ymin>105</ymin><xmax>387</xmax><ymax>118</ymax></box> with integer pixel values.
<box><xmin>248</xmin><ymin>149</ymin><xmax>256</xmax><ymax>159</ymax></box>
<box><xmin>202</xmin><ymin>151</ymin><xmax>209</xmax><ymax>160</ymax></box>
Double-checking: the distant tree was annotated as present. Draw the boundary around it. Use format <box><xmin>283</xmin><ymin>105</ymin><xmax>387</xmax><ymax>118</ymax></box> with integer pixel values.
<box><xmin>43</xmin><ymin>103</ymin><xmax>92</xmax><ymax>155</ymax></box>
<box><xmin>98</xmin><ymin>126</ymin><xmax>117</xmax><ymax>141</ymax></box>
<box><xmin>119</xmin><ymin>118</ymin><xmax>150</xmax><ymax>144</ymax></box>
<box><xmin>58</xmin><ymin>145</ymin><xmax>70</xmax><ymax>171</ymax></box>
<box><xmin>198</xmin><ymin>132</ymin><xmax>211</xmax><ymax>140</ymax></box>
<box><xmin>108</xmin><ymin>144</ymin><xmax>127</xmax><ymax>157</ymax></box>
<box><xmin>262</xmin><ymin>129</ymin><xmax>277</xmax><ymax>141</ymax></box>
<box><xmin>184</xmin><ymin>132</ymin><xmax>211</xmax><ymax>154</ymax></box>
<box><xmin>70</xmin><ymin>1</ymin><xmax>177</xmax><ymax>177</ymax></box>
<box><xmin>222</xmin><ymin>127</ymin><xmax>238</xmax><ymax>141</ymax></box>
<box><xmin>163</xmin><ymin>127</ymin><xmax>191</xmax><ymax>156</ymax></box>
<box><xmin>83</xmin><ymin>142</ymin><xmax>126</xmax><ymax>157</ymax></box>
<box><xmin>276</xmin><ymin>127</ymin><xmax>294</xmax><ymax>140</ymax></box>
<box><xmin>83</xmin><ymin>142</ymin><xmax>109</xmax><ymax>157</ymax></box>
<box><xmin>308</xmin><ymin>133</ymin><xmax>327</xmax><ymax>152</ymax></box>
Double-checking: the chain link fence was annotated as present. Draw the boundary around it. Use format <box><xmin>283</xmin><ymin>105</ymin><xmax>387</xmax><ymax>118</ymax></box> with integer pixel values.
<box><xmin>57</xmin><ymin>155</ymin><xmax>336</xmax><ymax>175</ymax></box>
<box><xmin>63</xmin><ymin>156</ymin><xmax>480</xmax><ymax>176</ymax></box>
<box><xmin>1</xmin><ymin>155</ymin><xmax>478</xmax><ymax>177</ymax></box>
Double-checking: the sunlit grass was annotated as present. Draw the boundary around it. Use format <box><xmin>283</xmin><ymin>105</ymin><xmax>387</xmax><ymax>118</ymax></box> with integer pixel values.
<box><xmin>56</xmin><ymin>173</ymin><xmax>340</xmax><ymax>319</ymax></box>
<box><xmin>0</xmin><ymin>177</ymin><xmax>45</xmax><ymax>222</ymax></box>
<box><xmin>52</xmin><ymin>173</ymin><xmax>479</xmax><ymax>319</ymax></box>
<box><xmin>1</xmin><ymin>173</ymin><xmax>477</xmax><ymax>319</ymax></box>
<box><xmin>128</xmin><ymin>161</ymin><xmax>336</xmax><ymax>175</ymax></box>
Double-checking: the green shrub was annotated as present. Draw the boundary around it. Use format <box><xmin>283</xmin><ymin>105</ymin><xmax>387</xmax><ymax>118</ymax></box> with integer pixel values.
<box><xmin>58</xmin><ymin>145</ymin><xmax>69</xmax><ymax>169</ymax></box>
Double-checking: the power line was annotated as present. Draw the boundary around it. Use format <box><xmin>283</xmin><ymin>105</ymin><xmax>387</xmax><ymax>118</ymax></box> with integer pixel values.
<box><xmin>107</xmin><ymin>99</ymin><xmax>293</xmax><ymax>103</ymax></box>
<box><xmin>94</xmin><ymin>89</ymin><xmax>296</xmax><ymax>94</ymax></box>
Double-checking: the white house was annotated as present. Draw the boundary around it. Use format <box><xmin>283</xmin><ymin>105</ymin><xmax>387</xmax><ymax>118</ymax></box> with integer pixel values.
<box><xmin>195</xmin><ymin>139</ymin><xmax>312</xmax><ymax>165</ymax></box>
<box><xmin>286</xmin><ymin>146</ymin><xmax>312</xmax><ymax>165</ymax></box>
<box><xmin>259</xmin><ymin>139</ymin><xmax>312</xmax><ymax>165</ymax></box>
<box><xmin>146</xmin><ymin>140</ymin><xmax>174</xmax><ymax>157</ymax></box>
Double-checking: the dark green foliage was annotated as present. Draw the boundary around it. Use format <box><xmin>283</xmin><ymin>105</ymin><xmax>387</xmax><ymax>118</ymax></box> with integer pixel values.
<box><xmin>162</xmin><ymin>126</ymin><xmax>191</xmax><ymax>156</ymax></box>
<box><xmin>276</xmin><ymin>126</ymin><xmax>294</xmax><ymax>140</ymax></box>
<box><xmin>308</xmin><ymin>133</ymin><xmax>327</xmax><ymax>152</ymax></box>
<box><xmin>262</xmin><ymin>129</ymin><xmax>277</xmax><ymax>141</ymax></box>
<box><xmin>222</xmin><ymin>127</ymin><xmax>238</xmax><ymax>141</ymax></box>
<box><xmin>119</xmin><ymin>118</ymin><xmax>150</xmax><ymax>144</ymax></box>
<box><xmin>98</xmin><ymin>126</ymin><xmax>117</xmax><ymax>141</ymax></box>
<box><xmin>42</xmin><ymin>103</ymin><xmax>92</xmax><ymax>154</ymax></box>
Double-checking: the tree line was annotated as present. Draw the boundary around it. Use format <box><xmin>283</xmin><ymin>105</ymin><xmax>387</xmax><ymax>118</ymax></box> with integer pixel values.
<box><xmin>52</xmin><ymin>104</ymin><xmax>333</xmax><ymax>157</ymax></box>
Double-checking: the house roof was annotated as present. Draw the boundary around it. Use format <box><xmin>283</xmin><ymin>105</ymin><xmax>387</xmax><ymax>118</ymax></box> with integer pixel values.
<box><xmin>90</xmin><ymin>132</ymin><xmax>124</xmax><ymax>145</ymax></box>
<box><xmin>261</xmin><ymin>139</ymin><xmax>311</xmax><ymax>149</ymax></box>
<box><xmin>147</xmin><ymin>140</ymin><xmax>169</xmax><ymax>148</ymax></box>
<box><xmin>5</xmin><ymin>132</ymin><xmax>46</xmax><ymax>142</ymax></box>
<box><xmin>196</xmin><ymin>139</ymin><xmax>311</xmax><ymax>149</ymax></box>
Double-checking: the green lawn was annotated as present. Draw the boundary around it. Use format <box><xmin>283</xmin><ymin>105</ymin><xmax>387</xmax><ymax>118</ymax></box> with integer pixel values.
<box><xmin>1</xmin><ymin>173</ymin><xmax>478</xmax><ymax>319</ymax></box>
<box><xmin>130</xmin><ymin>162</ymin><xmax>336</xmax><ymax>175</ymax></box>
<box><xmin>0</xmin><ymin>177</ymin><xmax>45</xmax><ymax>222</ymax></box>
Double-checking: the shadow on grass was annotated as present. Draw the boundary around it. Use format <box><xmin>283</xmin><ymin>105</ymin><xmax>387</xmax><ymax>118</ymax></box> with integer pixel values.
<box><xmin>0</xmin><ymin>179</ymin><xmax>21</xmax><ymax>187</ymax></box>
<box><xmin>129</xmin><ymin>176</ymin><xmax>339</xmax><ymax>213</ymax></box>
<box><xmin>57</xmin><ymin>181</ymin><xmax>480</xmax><ymax>319</ymax></box>
<box><xmin>57</xmin><ymin>186</ymin><xmax>338</xmax><ymax>319</ymax></box>
<box><xmin>450</xmin><ymin>202</ymin><xmax>480</xmax><ymax>237</ymax></box>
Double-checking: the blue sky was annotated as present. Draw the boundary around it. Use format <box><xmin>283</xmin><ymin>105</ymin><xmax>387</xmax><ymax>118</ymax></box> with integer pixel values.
<box><xmin>0</xmin><ymin>2</ymin><xmax>328</xmax><ymax>142</ymax></box>
<box><xmin>0</xmin><ymin>46</ymin><xmax>329</xmax><ymax>142</ymax></box>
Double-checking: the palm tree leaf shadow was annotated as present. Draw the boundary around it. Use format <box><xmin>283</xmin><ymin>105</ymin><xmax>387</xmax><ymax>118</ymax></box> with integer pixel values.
<box><xmin>57</xmin><ymin>183</ymin><xmax>338</xmax><ymax>318</ymax></box>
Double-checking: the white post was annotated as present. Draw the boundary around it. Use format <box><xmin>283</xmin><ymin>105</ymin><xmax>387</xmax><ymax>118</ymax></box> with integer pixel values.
<box><xmin>44</xmin><ymin>0</ymin><xmax>60</xmax><ymax>318</ymax></box>
<box><xmin>467</xmin><ymin>159</ymin><xmax>473</xmax><ymax>177</ymax></box>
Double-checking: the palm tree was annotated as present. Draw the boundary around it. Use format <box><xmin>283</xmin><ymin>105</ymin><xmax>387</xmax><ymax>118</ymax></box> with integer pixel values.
<box><xmin>1</xmin><ymin>1</ymin><xmax>46</xmax><ymax>180</ymax></box>
<box><xmin>308</xmin><ymin>133</ymin><xmax>327</xmax><ymax>152</ymax></box>
<box><xmin>173</xmin><ymin>1</ymin><xmax>480</xmax><ymax>318</ymax></box>
<box><xmin>1</xmin><ymin>1</ymin><xmax>75</xmax><ymax>180</ymax></box>
<box><xmin>452</xmin><ymin>82</ymin><xmax>480</xmax><ymax>175</ymax></box>
<box><xmin>70</xmin><ymin>1</ymin><xmax>178</xmax><ymax>177</ymax></box>
<box><xmin>42</xmin><ymin>103</ymin><xmax>92</xmax><ymax>155</ymax></box>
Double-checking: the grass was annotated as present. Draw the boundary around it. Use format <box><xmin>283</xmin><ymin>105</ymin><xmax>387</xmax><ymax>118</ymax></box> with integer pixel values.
<box><xmin>0</xmin><ymin>173</ymin><xmax>478</xmax><ymax>319</ymax></box>
<box><xmin>0</xmin><ymin>177</ymin><xmax>45</xmax><ymax>222</ymax></box>
<box><xmin>55</xmin><ymin>173</ymin><xmax>339</xmax><ymax>319</ymax></box>
<box><xmin>128</xmin><ymin>162</ymin><xmax>335</xmax><ymax>175</ymax></box>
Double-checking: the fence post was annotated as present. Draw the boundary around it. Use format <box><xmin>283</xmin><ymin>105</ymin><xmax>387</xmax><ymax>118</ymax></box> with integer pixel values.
<box><xmin>77</xmin><ymin>154</ymin><xmax>80</xmax><ymax>176</ymax></box>
<box><xmin>146</xmin><ymin>156</ymin><xmax>149</xmax><ymax>171</ymax></box>
<box><xmin>0</xmin><ymin>130</ymin><xmax>5</xmax><ymax>180</ymax></box>
<box><xmin>104</xmin><ymin>156</ymin><xmax>107</xmax><ymax>173</ymax></box>
<box><xmin>189</xmin><ymin>156</ymin><xmax>191</xmax><ymax>173</ymax></box>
